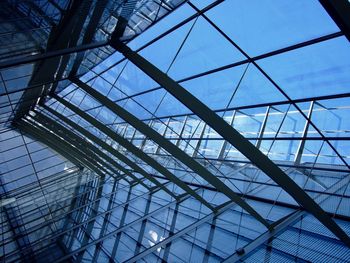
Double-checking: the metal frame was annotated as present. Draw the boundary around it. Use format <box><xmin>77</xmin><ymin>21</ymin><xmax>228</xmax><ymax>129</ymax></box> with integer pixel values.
<box><xmin>52</xmin><ymin>94</ymin><xmax>215</xmax><ymax>211</ymax></box>
<box><xmin>319</xmin><ymin>0</ymin><xmax>350</xmax><ymax>41</ymax></box>
<box><xmin>2</xmin><ymin>177</ymin><xmax>152</xmax><ymax>260</ymax></box>
<box><xmin>53</xmin><ymin>187</ymin><xmax>198</xmax><ymax>262</ymax></box>
<box><xmin>26</xmin><ymin>115</ymin><xmax>118</xmax><ymax>179</ymax></box>
<box><xmin>30</xmin><ymin>111</ymin><xmax>145</xmax><ymax>187</ymax></box>
<box><xmin>294</xmin><ymin>101</ymin><xmax>314</xmax><ymax>165</ymax></box>
<box><xmin>41</xmin><ymin>104</ymin><xmax>177</xmax><ymax>199</ymax></box>
<box><xmin>2</xmin><ymin>0</ymin><xmax>350</xmax><ymax>261</ymax></box>
<box><xmin>112</xmin><ymin>41</ymin><xmax>350</xmax><ymax>247</ymax></box>
<box><xmin>71</xmin><ymin>77</ymin><xmax>270</xmax><ymax>228</ymax></box>
<box><xmin>17</xmin><ymin>119</ymin><xmax>109</xmax><ymax>179</ymax></box>
<box><xmin>223</xmin><ymin>210</ymin><xmax>305</xmax><ymax>263</ymax></box>
<box><xmin>124</xmin><ymin>200</ymin><xmax>236</xmax><ymax>262</ymax></box>
<box><xmin>14</xmin><ymin>0</ymin><xmax>94</xmax><ymax>121</ymax></box>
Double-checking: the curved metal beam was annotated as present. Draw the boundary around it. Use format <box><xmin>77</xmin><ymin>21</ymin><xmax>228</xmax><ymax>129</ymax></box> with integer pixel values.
<box><xmin>31</xmin><ymin>112</ymin><xmax>152</xmax><ymax>189</ymax></box>
<box><xmin>72</xmin><ymin>77</ymin><xmax>270</xmax><ymax>229</ymax></box>
<box><xmin>52</xmin><ymin>94</ymin><xmax>215</xmax><ymax>211</ymax></box>
<box><xmin>41</xmin><ymin>105</ymin><xmax>177</xmax><ymax>199</ymax></box>
<box><xmin>113</xmin><ymin>42</ymin><xmax>350</xmax><ymax>247</ymax></box>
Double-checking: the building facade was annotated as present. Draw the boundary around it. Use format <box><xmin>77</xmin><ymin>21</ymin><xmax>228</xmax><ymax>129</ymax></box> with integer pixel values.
<box><xmin>1</xmin><ymin>0</ymin><xmax>350</xmax><ymax>262</ymax></box>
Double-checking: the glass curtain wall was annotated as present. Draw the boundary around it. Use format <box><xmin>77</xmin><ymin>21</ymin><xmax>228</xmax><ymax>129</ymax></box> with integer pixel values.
<box><xmin>1</xmin><ymin>0</ymin><xmax>350</xmax><ymax>262</ymax></box>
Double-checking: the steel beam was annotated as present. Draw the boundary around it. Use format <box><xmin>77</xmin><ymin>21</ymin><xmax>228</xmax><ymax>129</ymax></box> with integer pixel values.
<box><xmin>155</xmin><ymin>118</ymin><xmax>170</xmax><ymax>154</ymax></box>
<box><xmin>14</xmin><ymin>0</ymin><xmax>95</xmax><ymax>121</ymax></box>
<box><xmin>109</xmin><ymin>182</ymin><xmax>135</xmax><ymax>260</ymax></box>
<box><xmin>224</xmin><ymin>171</ymin><xmax>350</xmax><ymax>261</ymax></box>
<box><xmin>29</xmin><ymin>118</ymin><xmax>128</xmax><ymax>182</ymax></box>
<box><xmin>203</xmin><ymin>217</ymin><xmax>217</xmax><ymax>263</ymax></box>
<box><xmin>134</xmin><ymin>192</ymin><xmax>153</xmax><ymax>255</ymax></box>
<box><xmin>72</xmin><ymin>78</ymin><xmax>270</xmax><ymax>229</ymax></box>
<box><xmin>42</xmin><ymin>104</ymin><xmax>177</xmax><ymax>199</ymax></box>
<box><xmin>32</xmin><ymin>111</ymin><xmax>151</xmax><ymax>189</ymax></box>
<box><xmin>17</xmin><ymin>119</ymin><xmax>109</xmax><ymax>179</ymax></box>
<box><xmin>111</xmin><ymin>0</ymin><xmax>138</xmax><ymax>40</ymax></box>
<box><xmin>124</xmin><ymin>200</ymin><xmax>236</xmax><ymax>263</ymax></box>
<box><xmin>68</xmin><ymin>0</ymin><xmax>110</xmax><ymax>77</ymax></box>
<box><xmin>223</xmin><ymin>210</ymin><xmax>304</xmax><ymax>263</ymax></box>
<box><xmin>218</xmin><ymin>111</ymin><xmax>235</xmax><ymax>159</ymax></box>
<box><xmin>319</xmin><ymin>0</ymin><xmax>350</xmax><ymax>41</ymax></box>
<box><xmin>15</xmin><ymin>121</ymin><xmax>84</xmax><ymax>170</ymax></box>
<box><xmin>112</xmin><ymin>42</ymin><xmax>350</xmax><ymax>247</ymax></box>
<box><xmin>58</xmin><ymin>170</ymin><xmax>84</xmax><ymax>243</ymax></box>
<box><xmin>175</xmin><ymin>115</ymin><xmax>188</xmax><ymax>147</ymax></box>
<box><xmin>75</xmin><ymin>177</ymin><xmax>105</xmax><ymax>263</ymax></box>
<box><xmin>255</xmin><ymin>107</ymin><xmax>270</xmax><ymax>150</ymax></box>
<box><xmin>3</xmin><ymin>178</ymin><xmax>158</xmax><ymax>260</ymax></box>
<box><xmin>53</xmin><ymin>95</ymin><xmax>214</xmax><ymax>211</ymax></box>
<box><xmin>294</xmin><ymin>102</ymin><xmax>314</xmax><ymax>165</ymax></box>
<box><xmin>192</xmin><ymin>123</ymin><xmax>206</xmax><ymax>158</ymax></box>
<box><xmin>91</xmin><ymin>179</ymin><xmax>118</xmax><ymax>261</ymax></box>
<box><xmin>162</xmin><ymin>202</ymin><xmax>180</xmax><ymax>262</ymax></box>
<box><xmin>27</xmin><ymin>114</ymin><xmax>121</xmax><ymax>180</ymax></box>
<box><xmin>53</xmin><ymin>188</ymin><xmax>195</xmax><ymax>263</ymax></box>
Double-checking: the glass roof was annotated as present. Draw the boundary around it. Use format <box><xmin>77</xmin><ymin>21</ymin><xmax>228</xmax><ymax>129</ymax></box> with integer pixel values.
<box><xmin>1</xmin><ymin>0</ymin><xmax>350</xmax><ymax>262</ymax></box>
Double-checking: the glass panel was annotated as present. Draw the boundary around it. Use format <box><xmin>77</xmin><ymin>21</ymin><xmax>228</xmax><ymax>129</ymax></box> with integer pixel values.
<box><xmin>206</xmin><ymin>0</ymin><xmax>339</xmax><ymax>56</ymax></box>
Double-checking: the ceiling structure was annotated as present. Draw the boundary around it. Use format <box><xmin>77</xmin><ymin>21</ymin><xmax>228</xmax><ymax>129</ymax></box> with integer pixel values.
<box><xmin>1</xmin><ymin>0</ymin><xmax>350</xmax><ymax>262</ymax></box>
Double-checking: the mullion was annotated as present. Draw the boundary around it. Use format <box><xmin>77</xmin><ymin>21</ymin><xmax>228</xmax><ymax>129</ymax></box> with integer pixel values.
<box><xmin>189</xmin><ymin>3</ymin><xmax>349</xmax><ymax>170</ymax></box>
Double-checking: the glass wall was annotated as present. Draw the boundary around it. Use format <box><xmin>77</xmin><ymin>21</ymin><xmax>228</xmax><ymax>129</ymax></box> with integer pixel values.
<box><xmin>1</xmin><ymin>0</ymin><xmax>350</xmax><ymax>262</ymax></box>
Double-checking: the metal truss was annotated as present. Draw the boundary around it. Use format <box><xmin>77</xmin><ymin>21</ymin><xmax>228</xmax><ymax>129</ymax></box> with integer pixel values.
<box><xmin>2</xmin><ymin>0</ymin><xmax>350</xmax><ymax>261</ymax></box>
<box><xmin>30</xmin><ymin>111</ymin><xmax>151</xmax><ymax>189</ymax></box>
<box><xmin>53</xmin><ymin>187</ymin><xmax>206</xmax><ymax>262</ymax></box>
<box><xmin>111</xmin><ymin>41</ymin><xmax>350</xmax><ymax>247</ymax></box>
<box><xmin>71</xmin><ymin>77</ymin><xmax>270</xmax><ymax>229</ymax></box>
<box><xmin>41</xmin><ymin>105</ymin><xmax>177</xmax><ymax>199</ymax></box>
<box><xmin>52</xmin><ymin>94</ymin><xmax>215</xmax><ymax>211</ymax></box>
<box><xmin>17</xmin><ymin>119</ymin><xmax>110</xmax><ymax>180</ymax></box>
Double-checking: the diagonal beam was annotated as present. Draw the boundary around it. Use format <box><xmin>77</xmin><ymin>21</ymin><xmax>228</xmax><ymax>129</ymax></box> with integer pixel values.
<box><xmin>15</xmin><ymin>121</ymin><xmax>83</xmax><ymax>170</ymax></box>
<box><xmin>72</xmin><ymin>77</ymin><xmax>270</xmax><ymax>229</ymax></box>
<box><xmin>19</xmin><ymin>120</ymin><xmax>109</xmax><ymax>180</ymax></box>
<box><xmin>223</xmin><ymin>210</ymin><xmax>304</xmax><ymax>262</ymax></box>
<box><xmin>41</xmin><ymin>104</ymin><xmax>177</xmax><ymax>199</ymax></box>
<box><xmin>18</xmin><ymin>122</ymin><xmax>106</xmax><ymax>180</ymax></box>
<box><xmin>31</xmin><ymin>111</ymin><xmax>150</xmax><ymax>189</ymax></box>
<box><xmin>91</xmin><ymin>179</ymin><xmax>118</xmax><ymax>261</ymax></box>
<box><xmin>52</xmin><ymin>94</ymin><xmax>215</xmax><ymax>211</ymax></box>
<box><xmin>68</xmin><ymin>0</ymin><xmax>110</xmax><ymax>77</ymax></box>
<box><xmin>32</xmin><ymin>112</ymin><xmax>138</xmax><ymax>182</ymax></box>
<box><xmin>14</xmin><ymin>0</ymin><xmax>94</xmax><ymax>121</ymax></box>
<box><xmin>27</xmin><ymin>114</ymin><xmax>121</xmax><ymax>179</ymax></box>
<box><xmin>111</xmin><ymin>0</ymin><xmax>138</xmax><ymax>40</ymax></box>
<box><xmin>17</xmin><ymin>119</ymin><xmax>110</xmax><ymax>179</ymax></box>
<box><xmin>0</xmin><ymin>41</ymin><xmax>108</xmax><ymax>70</ymax></box>
<box><xmin>124</xmin><ymin>200</ymin><xmax>236</xmax><ymax>263</ymax></box>
<box><xmin>109</xmin><ymin>182</ymin><xmax>135</xmax><ymax>260</ymax></box>
<box><xmin>53</xmin><ymin>188</ymin><xmax>199</xmax><ymax>263</ymax></box>
<box><xmin>74</xmin><ymin>177</ymin><xmax>105</xmax><ymax>263</ymax></box>
<box><xmin>225</xmin><ymin>172</ymin><xmax>350</xmax><ymax>261</ymax></box>
<box><xmin>319</xmin><ymin>0</ymin><xmax>350</xmax><ymax>41</ymax></box>
<box><xmin>112</xmin><ymin>42</ymin><xmax>350</xmax><ymax>247</ymax></box>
